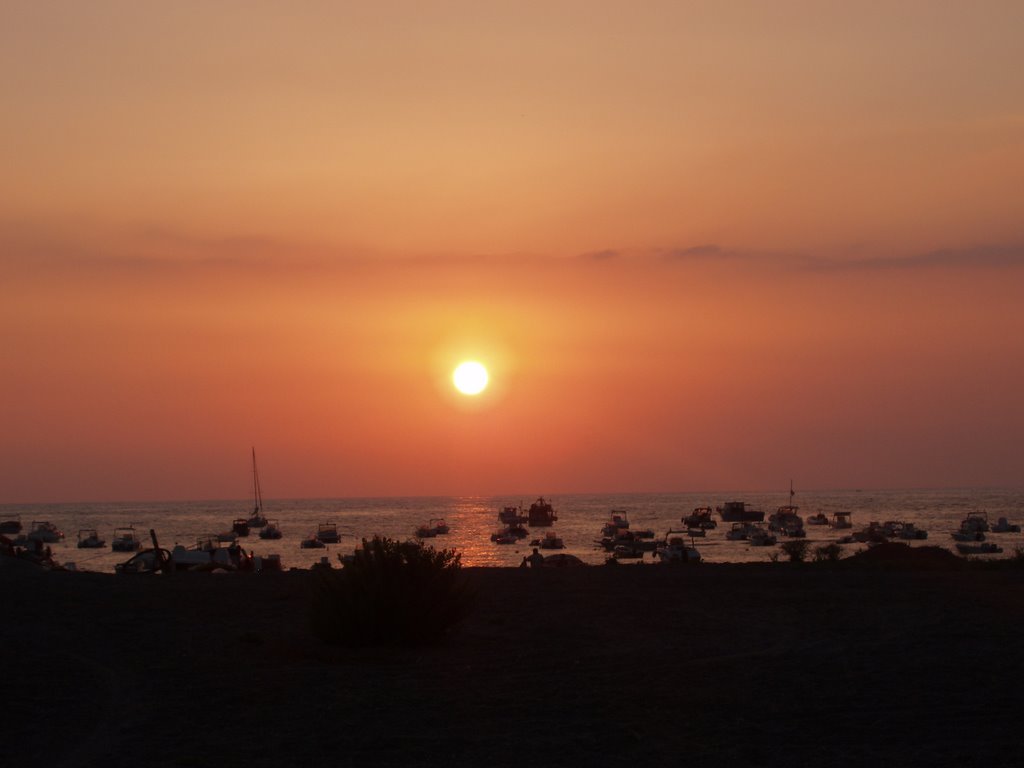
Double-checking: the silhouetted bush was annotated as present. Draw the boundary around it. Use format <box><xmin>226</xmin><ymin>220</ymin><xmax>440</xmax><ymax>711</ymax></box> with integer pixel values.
<box><xmin>780</xmin><ymin>540</ymin><xmax>811</xmax><ymax>563</ymax></box>
<box><xmin>309</xmin><ymin>536</ymin><xmax>475</xmax><ymax>647</ymax></box>
<box><xmin>813</xmin><ymin>543</ymin><xmax>843</xmax><ymax>563</ymax></box>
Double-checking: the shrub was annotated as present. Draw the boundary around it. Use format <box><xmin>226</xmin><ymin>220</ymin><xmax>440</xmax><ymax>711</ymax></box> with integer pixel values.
<box><xmin>780</xmin><ymin>540</ymin><xmax>811</xmax><ymax>563</ymax></box>
<box><xmin>309</xmin><ymin>536</ymin><xmax>475</xmax><ymax>647</ymax></box>
<box><xmin>813</xmin><ymin>543</ymin><xmax>843</xmax><ymax>563</ymax></box>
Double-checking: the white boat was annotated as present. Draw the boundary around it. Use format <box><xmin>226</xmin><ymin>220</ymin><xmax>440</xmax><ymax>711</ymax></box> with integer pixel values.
<box><xmin>170</xmin><ymin>536</ymin><xmax>250</xmax><ymax>571</ymax></box>
<box><xmin>27</xmin><ymin>521</ymin><xmax>64</xmax><ymax>543</ymax></box>
<box><xmin>247</xmin><ymin>447</ymin><xmax>268</xmax><ymax>528</ymax></box>
<box><xmin>77</xmin><ymin>529</ymin><xmax>105</xmax><ymax>548</ymax></box>
<box><xmin>655</xmin><ymin>531</ymin><xmax>701</xmax><ymax>563</ymax></box>
<box><xmin>111</xmin><ymin>526</ymin><xmax>141</xmax><ymax>552</ymax></box>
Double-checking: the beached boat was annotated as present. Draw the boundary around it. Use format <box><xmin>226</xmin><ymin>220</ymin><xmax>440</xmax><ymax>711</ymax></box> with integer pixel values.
<box><xmin>27</xmin><ymin>521</ymin><xmax>64</xmax><ymax>543</ymax></box>
<box><xmin>527</xmin><ymin>497</ymin><xmax>558</xmax><ymax>526</ymax></box>
<box><xmin>955</xmin><ymin>542</ymin><xmax>1003</xmax><ymax>555</ymax></box>
<box><xmin>111</xmin><ymin>526</ymin><xmax>141</xmax><ymax>552</ymax></box>
<box><xmin>991</xmin><ymin>517</ymin><xmax>1021</xmax><ymax>533</ymax></box>
<box><xmin>77</xmin><ymin>529</ymin><xmax>105</xmax><ymax>548</ymax></box>
<box><xmin>259</xmin><ymin>520</ymin><xmax>283</xmax><ymax>540</ymax></box>
<box><xmin>716</xmin><ymin>501</ymin><xmax>765</xmax><ymax>522</ymax></box>
<box><xmin>655</xmin><ymin>531</ymin><xmax>701</xmax><ymax>563</ymax></box>
<box><xmin>498</xmin><ymin>505</ymin><xmax>527</xmax><ymax>525</ymax></box>
<box><xmin>0</xmin><ymin>514</ymin><xmax>22</xmax><ymax>534</ymax></box>
<box><xmin>247</xmin><ymin>447</ymin><xmax>268</xmax><ymax>528</ymax></box>
<box><xmin>316</xmin><ymin>522</ymin><xmax>341</xmax><ymax>544</ymax></box>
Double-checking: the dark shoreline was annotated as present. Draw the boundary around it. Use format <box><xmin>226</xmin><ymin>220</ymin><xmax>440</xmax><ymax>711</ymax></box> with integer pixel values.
<box><xmin>3</xmin><ymin>552</ymin><xmax>1023</xmax><ymax>767</ymax></box>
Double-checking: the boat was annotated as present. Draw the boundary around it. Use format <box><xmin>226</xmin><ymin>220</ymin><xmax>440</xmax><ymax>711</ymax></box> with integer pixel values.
<box><xmin>316</xmin><ymin>522</ymin><xmax>341</xmax><ymax>544</ymax></box>
<box><xmin>27</xmin><ymin>521</ymin><xmax>64</xmax><ymax>543</ymax></box>
<box><xmin>300</xmin><ymin>534</ymin><xmax>325</xmax><ymax>549</ymax></box>
<box><xmin>431</xmin><ymin>518</ymin><xmax>450</xmax><ymax>534</ymax></box>
<box><xmin>491</xmin><ymin>523</ymin><xmax>529</xmax><ymax>543</ymax></box>
<box><xmin>748</xmin><ymin>526</ymin><xmax>778</xmax><ymax>547</ymax></box>
<box><xmin>959</xmin><ymin>511</ymin><xmax>989</xmax><ymax>534</ymax></box>
<box><xmin>231</xmin><ymin>518</ymin><xmax>250</xmax><ymax>537</ymax></box>
<box><xmin>830</xmin><ymin>511</ymin><xmax>853</xmax><ymax>529</ymax></box>
<box><xmin>0</xmin><ymin>514</ymin><xmax>22</xmax><ymax>534</ymax></box>
<box><xmin>498</xmin><ymin>505</ymin><xmax>527</xmax><ymax>525</ymax></box>
<box><xmin>725</xmin><ymin>522</ymin><xmax>757</xmax><ymax>541</ymax></box>
<box><xmin>77</xmin><ymin>529</ymin><xmax>105</xmax><ymax>548</ymax></box>
<box><xmin>950</xmin><ymin>529</ymin><xmax>985</xmax><ymax>542</ymax></box>
<box><xmin>259</xmin><ymin>520</ymin><xmax>283</xmax><ymax>540</ymax></box>
<box><xmin>655</xmin><ymin>531</ymin><xmax>701</xmax><ymax>563</ymax></box>
<box><xmin>115</xmin><ymin>530</ymin><xmax>171</xmax><ymax>575</ymax></box>
<box><xmin>527</xmin><ymin>497</ymin><xmax>558</xmax><ymax>526</ymax></box>
<box><xmin>682</xmin><ymin>507</ymin><xmax>716</xmax><ymax>529</ymax></box>
<box><xmin>111</xmin><ymin>526</ymin><xmax>141</xmax><ymax>552</ymax></box>
<box><xmin>806</xmin><ymin>511</ymin><xmax>829</xmax><ymax>525</ymax></box>
<box><xmin>992</xmin><ymin>517</ymin><xmax>1021</xmax><ymax>533</ymax></box>
<box><xmin>897</xmin><ymin>523</ymin><xmax>928</xmax><ymax>540</ymax></box>
<box><xmin>538</xmin><ymin>531</ymin><xmax>565</xmax><ymax>550</ymax></box>
<box><xmin>415</xmin><ymin>518</ymin><xmax>450</xmax><ymax>538</ymax></box>
<box><xmin>247</xmin><ymin>447</ymin><xmax>268</xmax><ymax>528</ymax></box>
<box><xmin>716</xmin><ymin>501</ymin><xmax>765</xmax><ymax>522</ymax></box>
<box><xmin>768</xmin><ymin>482</ymin><xmax>804</xmax><ymax>537</ymax></box>
<box><xmin>955</xmin><ymin>542</ymin><xmax>1003</xmax><ymax>555</ymax></box>
<box><xmin>170</xmin><ymin>535</ymin><xmax>251</xmax><ymax>571</ymax></box>
<box><xmin>601</xmin><ymin>511</ymin><xmax>630</xmax><ymax>537</ymax></box>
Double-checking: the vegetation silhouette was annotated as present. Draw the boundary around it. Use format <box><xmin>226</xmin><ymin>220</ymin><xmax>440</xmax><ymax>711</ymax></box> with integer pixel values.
<box><xmin>309</xmin><ymin>535</ymin><xmax>475</xmax><ymax>647</ymax></box>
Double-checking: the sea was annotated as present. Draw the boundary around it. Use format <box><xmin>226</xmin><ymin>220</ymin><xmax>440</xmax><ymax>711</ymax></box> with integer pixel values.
<box><xmin>2</xmin><ymin>488</ymin><xmax>1022</xmax><ymax>573</ymax></box>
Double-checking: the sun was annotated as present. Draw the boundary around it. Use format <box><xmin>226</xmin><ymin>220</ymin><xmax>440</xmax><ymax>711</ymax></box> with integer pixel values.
<box><xmin>452</xmin><ymin>361</ymin><xmax>489</xmax><ymax>395</ymax></box>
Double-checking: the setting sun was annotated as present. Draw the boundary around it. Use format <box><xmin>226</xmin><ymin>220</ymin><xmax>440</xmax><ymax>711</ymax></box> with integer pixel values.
<box><xmin>452</xmin><ymin>361</ymin><xmax>489</xmax><ymax>395</ymax></box>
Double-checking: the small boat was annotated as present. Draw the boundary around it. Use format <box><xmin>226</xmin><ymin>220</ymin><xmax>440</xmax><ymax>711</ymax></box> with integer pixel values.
<box><xmin>716</xmin><ymin>501</ymin><xmax>765</xmax><ymax>522</ymax></box>
<box><xmin>726</xmin><ymin>522</ymin><xmax>756</xmax><ymax>541</ymax></box>
<box><xmin>748</xmin><ymin>527</ymin><xmax>777</xmax><ymax>547</ymax></box>
<box><xmin>170</xmin><ymin>536</ymin><xmax>250</xmax><ymax>571</ymax></box>
<box><xmin>116</xmin><ymin>530</ymin><xmax>171</xmax><ymax>575</ymax></box>
<box><xmin>768</xmin><ymin>483</ymin><xmax>804</xmax><ymax>537</ymax></box>
<box><xmin>430</xmin><ymin>518</ymin><xmax>450</xmax><ymax>534</ymax></box>
<box><xmin>111</xmin><ymin>526</ymin><xmax>141</xmax><ymax>552</ymax></box>
<box><xmin>806</xmin><ymin>511</ymin><xmax>829</xmax><ymax>525</ymax></box>
<box><xmin>415</xmin><ymin>518</ymin><xmax>450</xmax><ymax>538</ymax></box>
<box><xmin>498</xmin><ymin>505</ymin><xmax>527</xmax><ymax>525</ymax></box>
<box><xmin>612</xmin><ymin>543</ymin><xmax>644</xmax><ymax>559</ymax></box>
<box><xmin>77</xmin><ymin>529</ymin><xmax>106</xmax><ymax>548</ymax></box>
<box><xmin>216</xmin><ymin>531</ymin><xmax>239</xmax><ymax>543</ymax></box>
<box><xmin>527</xmin><ymin>497</ymin><xmax>558</xmax><ymax>527</ymax></box>
<box><xmin>682</xmin><ymin>507</ymin><xmax>717</xmax><ymax>529</ymax></box>
<box><xmin>491</xmin><ymin>523</ymin><xmax>529</xmax><ymax>543</ymax></box>
<box><xmin>247</xmin><ymin>448</ymin><xmax>268</xmax><ymax>528</ymax></box>
<box><xmin>830</xmin><ymin>511</ymin><xmax>853</xmax><ymax>529</ymax></box>
<box><xmin>259</xmin><ymin>520</ymin><xmax>283</xmax><ymax>540</ymax></box>
<box><xmin>0</xmin><ymin>515</ymin><xmax>22</xmax><ymax>534</ymax></box>
<box><xmin>956</xmin><ymin>542</ymin><xmax>1003</xmax><ymax>555</ymax></box>
<box><xmin>316</xmin><ymin>522</ymin><xmax>341</xmax><ymax>544</ymax></box>
<box><xmin>601</xmin><ymin>511</ymin><xmax>630</xmax><ymax>537</ymax></box>
<box><xmin>300</xmin><ymin>534</ymin><xmax>326</xmax><ymax>549</ymax></box>
<box><xmin>538</xmin><ymin>531</ymin><xmax>565</xmax><ymax>550</ymax></box>
<box><xmin>959</xmin><ymin>511</ymin><xmax>990</xmax><ymax>534</ymax></box>
<box><xmin>27</xmin><ymin>521</ymin><xmax>64</xmax><ymax>543</ymax></box>
<box><xmin>950</xmin><ymin>529</ymin><xmax>985</xmax><ymax>542</ymax></box>
<box><xmin>655</xmin><ymin>531</ymin><xmax>701</xmax><ymax>563</ymax></box>
<box><xmin>232</xmin><ymin>518</ymin><xmax>250</xmax><ymax>537</ymax></box>
<box><xmin>897</xmin><ymin>523</ymin><xmax>928</xmax><ymax>540</ymax></box>
<box><xmin>991</xmin><ymin>517</ymin><xmax>1021</xmax><ymax>533</ymax></box>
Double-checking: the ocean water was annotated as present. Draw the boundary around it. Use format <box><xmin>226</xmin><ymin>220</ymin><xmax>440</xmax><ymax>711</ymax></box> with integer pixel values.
<box><xmin>3</xmin><ymin>488</ymin><xmax>1022</xmax><ymax>573</ymax></box>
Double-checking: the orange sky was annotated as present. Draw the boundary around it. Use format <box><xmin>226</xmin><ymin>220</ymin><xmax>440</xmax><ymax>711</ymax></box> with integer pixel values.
<box><xmin>1</xmin><ymin>2</ymin><xmax>1022</xmax><ymax>501</ymax></box>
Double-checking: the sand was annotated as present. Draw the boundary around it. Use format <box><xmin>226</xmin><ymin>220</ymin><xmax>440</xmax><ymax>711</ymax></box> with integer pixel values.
<box><xmin>3</xmin><ymin>547</ymin><xmax>1023</xmax><ymax>767</ymax></box>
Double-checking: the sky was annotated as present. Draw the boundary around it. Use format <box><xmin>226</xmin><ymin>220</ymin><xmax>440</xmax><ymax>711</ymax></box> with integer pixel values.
<box><xmin>1</xmin><ymin>1</ymin><xmax>1022</xmax><ymax>502</ymax></box>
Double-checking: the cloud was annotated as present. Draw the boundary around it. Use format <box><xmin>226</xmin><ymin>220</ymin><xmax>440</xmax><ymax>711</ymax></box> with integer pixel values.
<box><xmin>805</xmin><ymin>245</ymin><xmax>1024</xmax><ymax>273</ymax></box>
<box><xmin>665</xmin><ymin>244</ymin><xmax>725</xmax><ymax>260</ymax></box>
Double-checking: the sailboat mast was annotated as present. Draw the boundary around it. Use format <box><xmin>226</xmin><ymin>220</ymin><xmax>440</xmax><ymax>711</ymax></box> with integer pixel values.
<box><xmin>252</xmin><ymin>447</ymin><xmax>263</xmax><ymax>515</ymax></box>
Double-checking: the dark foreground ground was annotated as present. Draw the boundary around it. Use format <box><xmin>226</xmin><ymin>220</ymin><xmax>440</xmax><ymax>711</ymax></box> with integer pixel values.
<box><xmin>3</xmin><ymin>548</ymin><xmax>1023</xmax><ymax>768</ymax></box>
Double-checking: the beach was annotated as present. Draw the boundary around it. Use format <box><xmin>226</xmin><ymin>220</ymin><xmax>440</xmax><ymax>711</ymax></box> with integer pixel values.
<box><xmin>3</xmin><ymin>549</ymin><xmax>1023</xmax><ymax>767</ymax></box>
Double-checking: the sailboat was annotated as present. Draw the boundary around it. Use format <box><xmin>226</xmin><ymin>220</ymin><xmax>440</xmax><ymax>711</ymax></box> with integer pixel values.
<box><xmin>247</xmin><ymin>448</ymin><xmax>268</xmax><ymax>528</ymax></box>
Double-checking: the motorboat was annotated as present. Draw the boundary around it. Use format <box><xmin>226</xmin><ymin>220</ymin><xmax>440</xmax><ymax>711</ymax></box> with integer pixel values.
<box><xmin>748</xmin><ymin>527</ymin><xmax>778</xmax><ymax>547</ymax></box>
<box><xmin>300</xmin><ymin>534</ymin><xmax>325</xmax><ymax>549</ymax></box>
<box><xmin>316</xmin><ymin>522</ymin><xmax>341</xmax><ymax>544</ymax></box>
<box><xmin>991</xmin><ymin>517</ymin><xmax>1021</xmax><ymax>533</ymax></box>
<box><xmin>601</xmin><ymin>511</ymin><xmax>630</xmax><ymax>537</ymax></box>
<box><xmin>231</xmin><ymin>518</ymin><xmax>250</xmax><ymax>537</ymax></box>
<box><xmin>27</xmin><ymin>521</ymin><xmax>64</xmax><ymax>543</ymax></box>
<box><xmin>431</xmin><ymin>518</ymin><xmax>450</xmax><ymax>534</ymax></box>
<box><xmin>77</xmin><ymin>529</ymin><xmax>105</xmax><ymax>548</ymax></box>
<box><xmin>498</xmin><ymin>505</ymin><xmax>527</xmax><ymax>525</ymax></box>
<box><xmin>951</xmin><ymin>529</ymin><xmax>985</xmax><ymax>542</ymax></box>
<box><xmin>170</xmin><ymin>536</ymin><xmax>250</xmax><ymax>571</ymax></box>
<box><xmin>716</xmin><ymin>501</ymin><xmax>765</xmax><ymax>522</ymax></box>
<box><xmin>259</xmin><ymin>520</ymin><xmax>283</xmax><ymax>540</ymax></box>
<box><xmin>0</xmin><ymin>515</ymin><xmax>22</xmax><ymax>534</ymax></box>
<box><xmin>491</xmin><ymin>523</ymin><xmax>529</xmax><ymax>543</ymax></box>
<box><xmin>527</xmin><ymin>497</ymin><xmax>558</xmax><ymax>527</ymax></box>
<box><xmin>830</xmin><ymin>511</ymin><xmax>853</xmax><ymax>529</ymax></box>
<box><xmin>537</xmin><ymin>531</ymin><xmax>565</xmax><ymax>550</ymax></box>
<box><xmin>415</xmin><ymin>518</ymin><xmax>450</xmax><ymax>538</ymax></box>
<box><xmin>111</xmin><ymin>526</ymin><xmax>141</xmax><ymax>552</ymax></box>
<box><xmin>726</xmin><ymin>522</ymin><xmax>757</xmax><ymax>541</ymax></box>
<box><xmin>655</xmin><ymin>531</ymin><xmax>701</xmax><ymax>563</ymax></box>
<box><xmin>682</xmin><ymin>506</ymin><xmax>716</xmax><ymax>529</ymax></box>
<box><xmin>897</xmin><ymin>523</ymin><xmax>928</xmax><ymax>540</ymax></box>
<box><xmin>959</xmin><ymin>511</ymin><xmax>990</xmax><ymax>534</ymax></box>
<box><xmin>806</xmin><ymin>511</ymin><xmax>829</xmax><ymax>525</ymax></box>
